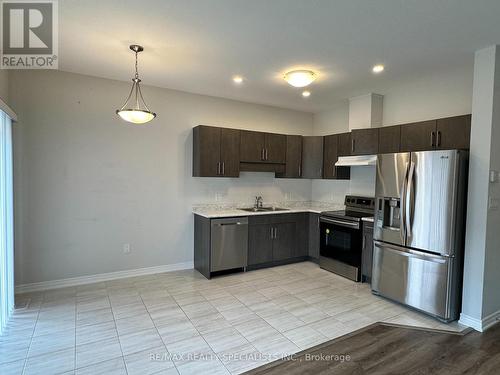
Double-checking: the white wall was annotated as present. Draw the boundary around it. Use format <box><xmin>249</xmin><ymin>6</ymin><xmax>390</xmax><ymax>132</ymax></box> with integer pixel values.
<box><xmin>0</xmin><ymin>71</ymin><xmax>8</xmax><ymax>103</ymax></box>
<box><xmin>382</xmin><ymin>66</ymin><xmax>473</xmax><ymax>126</ymax></box>
<box><xmin>461</xmin><ymin>46</ymin><xmax>500</xmax><ymax>329</ymax></box>
<box><xmin>10</xmin><ymin>70</ymin><xmax>313</xmax><ymax>285</ymax></box>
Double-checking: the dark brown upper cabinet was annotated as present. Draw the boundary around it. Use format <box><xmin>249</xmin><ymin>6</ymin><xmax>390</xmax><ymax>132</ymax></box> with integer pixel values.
<box><xmin>240</xmin><ymin>130</ymin><xmax>265</xmax><ymax>162</ymax></box>
<box><xmin>351</xmin><ymin>128</ymin><xmax>379</xmax><ymax>155</ymax></box>
<box><xmin>337</xmin><ymin>132</ymin><xmax>352</xmax><ymax>157</ymax></box>
<box><xmin>301</xmin><ymin>136</ymin><xmax>324</xmax><ymax>179</ymax></box>
<box><xmin>323</xmin><ymin>134</ymin><xmax>350</xmax><ymax>180</ymax></box>
<box><xmin>378</xmin><ymin>125</ymin><xmax>401</xmax><ymax>154</ymax></box>
<box><xmin>436</xmin><ymin>115</ymin><xmax>471</xmax><ymax>150</ymax></box>
<box><xmin>240</xmin><ymin>130</ymin><xmax>286</xmax><ymax>163</ymax></box>
<box><xmin>323</xmin><ymin>135</ymin><xmax>338</xmax><ymax>179</ymax></box>
<box><xmin>277</xmin><ymin>135</ymin><xmax>302</xmax><ymax>178</ymax></box>
<box><xmin>401</xmin><ymin>115</ymin><xmax>471</xmax><ymax>152</ymax></box>
<box><xmin>220</xmin><ymin>128</ymin><xmax>240</xmax><ymax>177</ymax></box>
<box><xmin>193</xmin><ymin>125</ymin><xmax>240</xmax><ymax>177</ymax></box>
<box><xmin>400</xmin><ymin>120</ymin><xmax>437</xmax><ymax>152</ymax></box>
<box><xmin>265</xmin><ymin>133</ymin><xmax>287</xmax><ymax>163</ymax></box>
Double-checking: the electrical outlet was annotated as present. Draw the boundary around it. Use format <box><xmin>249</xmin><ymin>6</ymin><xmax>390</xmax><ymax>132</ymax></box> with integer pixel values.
<box><xmin>123</xmin><ymin>243</ymin><xmax>131</xmax><ymax>254</ymax></box>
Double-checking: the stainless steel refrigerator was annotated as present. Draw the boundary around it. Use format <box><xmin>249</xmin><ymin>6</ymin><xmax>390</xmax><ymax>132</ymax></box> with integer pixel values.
<box><xmin>372</xmin><ymin>150</ymin><xmax>468</xmax><ymax>322</ymax></box>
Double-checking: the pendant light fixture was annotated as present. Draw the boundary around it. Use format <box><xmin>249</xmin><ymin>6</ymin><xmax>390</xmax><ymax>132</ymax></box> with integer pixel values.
<box><xmin>116</xmin><ymin>45</ymin><xmax>156</xmax><ymax>124</ymax></box>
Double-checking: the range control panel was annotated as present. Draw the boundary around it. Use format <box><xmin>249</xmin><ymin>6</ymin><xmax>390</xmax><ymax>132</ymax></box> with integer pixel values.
<box><xmin>344</xmin><ymin>195</ymin><xmax>376</xmax><ymax>210</ymax></box>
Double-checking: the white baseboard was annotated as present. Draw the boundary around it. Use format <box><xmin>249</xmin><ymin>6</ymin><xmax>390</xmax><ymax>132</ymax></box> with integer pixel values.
<box><xmin>458</xmin><ymin>313</ymin><xmax>482</xmax><ymax>331</ymax></box>
<box><xmin>481</xmin><ymin>310</ymin><xmax>500</xmax><ymax>331</ymax></box>
<box><xmin>459</xmin><ymin>310</ymin><xmax>500</xmax><ymax>332</ymax></box>
<box><xmin>15</xmin><ymin>261</ymin><xmax>194</xmax><ymax>294</ymax></box>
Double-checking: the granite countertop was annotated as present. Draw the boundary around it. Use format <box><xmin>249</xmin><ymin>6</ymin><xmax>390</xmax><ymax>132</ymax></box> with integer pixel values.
<box><xmin>193</xmin><ymin>201</ymin><xmax>344</xmax><ymax>219</ymax></box>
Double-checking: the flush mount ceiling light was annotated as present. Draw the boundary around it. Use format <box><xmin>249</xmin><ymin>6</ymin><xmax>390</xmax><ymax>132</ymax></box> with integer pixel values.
<box><xmin>283</xmin><ymin>70</ymin><xmax>317</xmax><ymax>87</ymax></box>
<box><xmin>372</xmin><ymin>64</ymin><xmax>385</xmax><ymax>73</ymax></box>
<box><xmin>116</xmin><ymin>45</ymin><xmax>156</xmax><ymax>124</ymax></box>
<box><xmin>233</xmin><ymin>75</ymin><xmax>243</xmax><ymax>84</ymax></box>
<box><xmin>302</xmin><ymin>90</ymin><xmax>311</xmax><ymax>97</ymax></box>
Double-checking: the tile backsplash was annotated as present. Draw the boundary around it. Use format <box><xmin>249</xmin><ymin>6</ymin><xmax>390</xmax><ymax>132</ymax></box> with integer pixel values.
<box><xmin>191</xmin><ymin>167</ymin><xmax>376</xmax><ymax>207</ymax></box>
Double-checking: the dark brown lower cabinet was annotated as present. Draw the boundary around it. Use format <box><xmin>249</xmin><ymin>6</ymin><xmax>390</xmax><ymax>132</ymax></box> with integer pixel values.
<box><xmin>308</xmin><ymin>213</ymin><xmax>320</xmax><ymax>261</ymax></box>
<box><xmin>195</xmin><ymin>212</ymin><xmax>326</xmax><ymax>277</ymax></box>
<box><xmin>361</xmin><ymin>221</ymin><xmax>374</xmax><ymax>283</ymax></box>
<box><xmin>272</xmin><ymin>222</ymin><xmax>296</xmax><ymax>261</ymax></box>
<box><xmin>248</xmin><ymin>213</ymin><xmax>307</xmax><ymax>267</ymax></box>
<box><xmin>248</xmin><ymin>223</ymin><xmax>274</xmax><ymax>265</ymax></box>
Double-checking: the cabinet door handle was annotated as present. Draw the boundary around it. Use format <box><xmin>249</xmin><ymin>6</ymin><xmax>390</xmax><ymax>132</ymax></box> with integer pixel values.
<box><xmin>265</xmin><ymin>148</ymin><xmax>268</xmax><ymax>161</ymax></box>
<box><xmin>351</xmin><ymin>139</ymin><xmax>355</xmax><ymax>153</ymax></box>
<box><xmin>362</xmin><ymin>234</ymin><xmax>366</xmax><ymax>250</ymax></box>
<box><xmin>431</xmin><ymin>131</ymin><xmax>436</xmax><ymax>148</ymax></box>
<box><xmin>217</xmin><ymin>162</ymin><xmax>221</xmax><ymax>175</ymax></box>
<box><xmin>437</xmin><ymin>131</ymin><xmax>442</xmax><ymax>148</ymax></box>
<box><xmin>274</xmin><ymin>227</ymin><xmax>277</xmax><ymax>239</ymax></box>
<box><xmin>270</xmin><ymin>227</ymin><xmax>273</xmax><ymax>239</ymax></box>
<box><xmin>222</xmin><ymin>162</ymin><xmax>225</xmax><ymax>175</ymax></box>
<box><xmin>298</xmin><ymin>164</ymin><xmax>302</xmax><ymax>177</ymax></box>
<box><xmin>332</xmin><ymin>163</ymin><xmax>336</xmax><ymax>178</ymax></box>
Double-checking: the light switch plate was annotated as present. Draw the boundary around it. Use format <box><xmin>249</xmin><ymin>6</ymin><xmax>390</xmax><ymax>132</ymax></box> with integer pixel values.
<box><xmin>490</xmin><ymin>170</ymin><xmax>499</xmax><ymax>183</ymax></box>
<box><xmin>488</xmin><ymin>196</ymin><xmax>499</xmax><ymax>210</ymax></box>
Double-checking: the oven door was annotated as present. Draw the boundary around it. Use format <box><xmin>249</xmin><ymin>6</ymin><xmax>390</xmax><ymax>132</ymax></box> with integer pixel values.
<box><xmin>319</xmin><ymin>216</ymin><xmax>362</xmax><ymax>281</ymax></box>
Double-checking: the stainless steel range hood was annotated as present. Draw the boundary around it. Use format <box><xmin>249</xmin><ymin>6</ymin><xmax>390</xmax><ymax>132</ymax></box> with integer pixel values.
<box><xmin>335</xmin><ymin>155</ymin><xmax>377</xmax><ymax>167</ymax></box>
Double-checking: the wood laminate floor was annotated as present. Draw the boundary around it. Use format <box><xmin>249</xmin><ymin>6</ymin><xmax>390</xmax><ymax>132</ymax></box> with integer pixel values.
<box><xmin>246</xmin><ymin>323</ymin><xmax>500</xmax><ymax>375</ymax></box>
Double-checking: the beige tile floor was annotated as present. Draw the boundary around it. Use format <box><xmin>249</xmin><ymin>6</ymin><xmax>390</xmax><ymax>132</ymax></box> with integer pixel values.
<box><xmin>0</xmin><ymin>262</ymin><xmax>467</xmax><ymax>375</ymax></box>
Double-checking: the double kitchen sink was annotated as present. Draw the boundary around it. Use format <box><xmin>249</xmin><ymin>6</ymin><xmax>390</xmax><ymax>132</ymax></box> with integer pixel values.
<box><xmin>238</xmin><ymin>207</ymin><xmax>289</xmax><ymax>212</ymax></box>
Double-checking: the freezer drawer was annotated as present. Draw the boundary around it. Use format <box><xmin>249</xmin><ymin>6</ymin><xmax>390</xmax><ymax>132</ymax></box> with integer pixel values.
<box><xmin>210</xmin><ymin>217</ymin><xmax>248</xmax><ymax>272</ymax></box>
<box><xmin>371</xmin><ymin>241</ymin><xmax>456</xmax><ymax>321</ymax></box>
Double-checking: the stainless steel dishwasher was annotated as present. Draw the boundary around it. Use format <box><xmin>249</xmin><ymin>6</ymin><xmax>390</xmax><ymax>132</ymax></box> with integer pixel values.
<box><xmin>210</xmin><ymin>217</ymin><xmax>248</xmax><ymax>272</ymax></box>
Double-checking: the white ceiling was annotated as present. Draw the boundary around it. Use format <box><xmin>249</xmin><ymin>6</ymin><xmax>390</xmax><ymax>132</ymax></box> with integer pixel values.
<box><xmin>59</xmin><ymin>0</ymin><xmax>500</xmax><ymax>113</ymax></box>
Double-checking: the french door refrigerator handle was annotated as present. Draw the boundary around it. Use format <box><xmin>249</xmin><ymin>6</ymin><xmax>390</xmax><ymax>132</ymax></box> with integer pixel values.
<box><xmin>406</xmin><ymin>161</ymin><xmax>416</xmax><ymax>240</ymax></box>
<box><xmin>400</xmin><ymin>162</ymin><xmax>409</xmax><ymax>244</ymax></box>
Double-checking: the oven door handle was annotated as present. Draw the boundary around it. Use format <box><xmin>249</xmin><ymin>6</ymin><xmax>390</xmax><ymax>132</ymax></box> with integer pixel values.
<box><xmin>320</xmin><ymin>217</ymin><xmax>360</xmax><ymax>230</ymax></box>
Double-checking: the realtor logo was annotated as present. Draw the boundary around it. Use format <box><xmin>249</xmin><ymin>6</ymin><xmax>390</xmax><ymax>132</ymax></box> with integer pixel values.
<box><xmin>1</xmin><ymin>0</ymin><xmax>58</xmax><ymax>69</ymax></box>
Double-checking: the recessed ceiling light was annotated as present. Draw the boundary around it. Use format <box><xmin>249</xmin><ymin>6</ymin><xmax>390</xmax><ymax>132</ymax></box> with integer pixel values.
<box><xmin>372</xmin><ymin>64</ymin><xmax>385</xmax><ymax>73</ymax></box>
<box><xmin>302</xmin><ymin>90</ymin><xmax>311</xmax><ymax>98</ymax></box>
<box><xmin>233</xmin><ymin>76</ymin><xmax>243</xmax><ymax>84</ymax></box>
<box><xmin>284</xmin><ymin>70</ymin><xmax>317</xmax><ymax>87</ymax></box>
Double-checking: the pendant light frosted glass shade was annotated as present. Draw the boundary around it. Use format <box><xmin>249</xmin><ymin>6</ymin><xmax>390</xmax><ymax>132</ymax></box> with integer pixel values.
<box><xmin>116</xmin><ymin>45</ymin><xmax>156</xmax><ymax>124</ymax></box>
<box><xmin>116</xmin><ymin>109</ymin><xmax>156</xmax><ymax>124</ymax></box>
